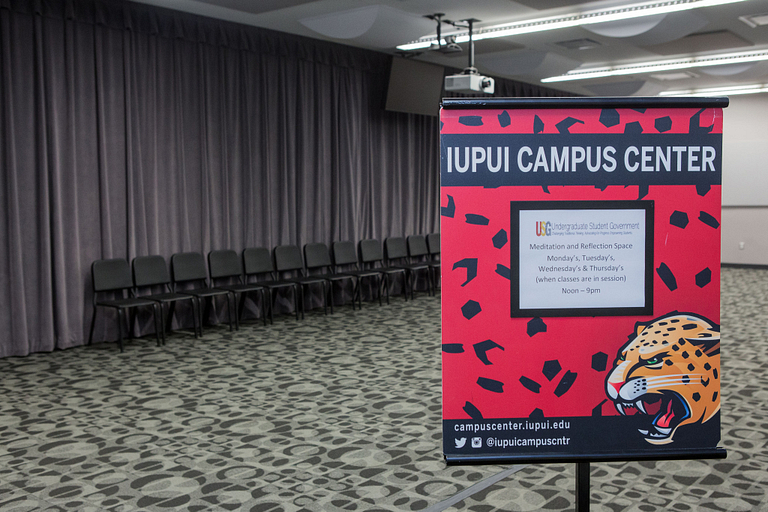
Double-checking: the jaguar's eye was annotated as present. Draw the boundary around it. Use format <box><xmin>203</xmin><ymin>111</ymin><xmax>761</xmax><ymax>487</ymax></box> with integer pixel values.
<box><xmin>618</xmin><ymin>353</ymin><xmax>626</xmax><ymax>361</ymax></box>
<box><xmin>645</xmin><ymin>357</ymin><xmax>661</xmax><ymax>365</ymax></box>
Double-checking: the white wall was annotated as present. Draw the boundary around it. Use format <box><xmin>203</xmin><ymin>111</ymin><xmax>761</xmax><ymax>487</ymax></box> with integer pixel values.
<box><xmin>721</xmin><ymin>94</ymin><xmax>768</xmax><ymax>265</ymax></box>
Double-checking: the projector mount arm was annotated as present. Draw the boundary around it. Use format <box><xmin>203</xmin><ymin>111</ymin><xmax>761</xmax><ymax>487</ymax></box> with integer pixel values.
<box><xmin>449</xmin><ymin>18</ymin><xmax>481</xmax><ymax>75</ymax></box>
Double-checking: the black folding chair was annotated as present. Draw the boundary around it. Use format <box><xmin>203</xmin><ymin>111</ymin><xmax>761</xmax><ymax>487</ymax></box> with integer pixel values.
<box><xmin>332</xmin><ymin>241</ymin><xmax>383</xmax><ymax>308</ymax></box>
<box><xmin>427</xmin><ymin>233</ymin><xmax>441</xmax><ymax>291</ymax></box>
<box><xmin>358</xmin><ymin>239</ymin><xmax>408</xmax><ymax>304</ymax></box>
<box><xmin>133</xmin><ymin>255</ymin><xmax>200</xmax><ymax>339</ymax></box>
<box><xmin>304</xmin><ymin>242</ymin><xmax>357</xmax><ymax>313</ymax></box>
<box><xmin>88</xmin><ymin>258</ymin><xmax>163</xmax><ymax>352</ymax></box>
<box><xmin>209</xmin><ymin>250</ymin><xmax>268</xmax><ymax>327</ymax></box>
<box><xmin>274</xmin><ymin>245</ymin><xmax>328</xmax><ymax>319</ymax></box>
<box><xmin>243</xmin><ymin>248</ymin><xmax>300</xmax><ymax>323</ymax></box>
<box><xmin>387</xmin><ymin>236</ymin><xmax>433</xmax><ymax>299</ymax></box>
<box><xmin>171</xmin><ymin>252</ymin><xmax>237</xmax><ymax>331</ymax></box>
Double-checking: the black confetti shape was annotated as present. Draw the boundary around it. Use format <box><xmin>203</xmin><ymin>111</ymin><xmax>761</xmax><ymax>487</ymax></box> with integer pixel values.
<box><xmin>656</xmin><ymin>263</ymin><xmax>678</xmax><ymax>291</ymax></box>
<box><xmin>591</xmin><ymin>352</ymin><xmax>608</xmax><ymax>372</ymax></box>
<box><xmin>534</xmin><ymin>115</ymin><xmax>544</xmax><ymax>134</ymax></box>
<box><xmin>492</xmin><ymin>229</ymin><xmax>508</xmax><ymax>249</ymax></box>
<box><xmin>654</xmin><ymin>116</ymin><xmax>673</xmax><ymax>133</ymax></box>
<box><xmin>637</xmin><ymin>184</ymin><xmax>649</xmax><ymax>200</ymax></box>
<box><xmin>519</xmin><ymin>376</ymin><xmax>541</xmax><ymax>393</ymax></box>
<box><xmin>556</xmin><ymin>117</ymin><xmax>585</xmax><ymax>134</ymax></box>
<box><xmin>498</xmin><ymin>110</ymin><xmax>511</xmax><ymax>128</ymax></box>
<box><xmin>542</xmin><ymin>360</ymin><xmax>562</xmax><ymax>381</ymax></box>
<box><xmin>463</xmin><ymin>401</ymin><xmax>483</xmax><ymax>419</ymax></box>
<box><xmin>592</xmin><ymin>400</ymin><xmax>607</xmax><ymax>417</ymax></box>
<box><xmin>542</xmin><ymin>186</ymin><xmax>550</xmax><ymax>194</ymax></box>
<box><xmin>696</xmin><ymin>268</ymin><xmax>712</xmax><ymax>288</ymax></box>
<box><xmin>477</xmin><ymin>377</ymin><xmax>504</xmax><ymax>393</ymax></box>
<box><xmin>599</xmin><ymin>109</ymin><xmax>620</xmax><ymax>128</ymax></box>
<box><xmin>696</xmin><ymin>184</ymin><xmax>711</xmax><ymax>197</ymax></box>
<box><xmin>689</xmin><ymin>108</ymin><xmax>713</xmax><ymax>134</ymax></box>
<box><xmin>459</xmin><ymin>116</ymin><xmax>483</xmax><ymax>127</ymax></box>
<box><xmin>465</xmin><ymin>214</ymin><xmax>490</xmax><ymax>225</ymax></box>
<box><xmin>554</xmin><ymin>371</ymin><xmax>577</xmax><ymax>397</ymax></box>
<box><xmin>495</xmin><ymin>264</ymin><xmax>511</xmax><ymax>280</ymax></box>
<box><xmin>595</xmin><ymin>184</ymin><xmax>609</xmax><ymax>191</ymax></box>
<box><xmin>699</xmin><ymin>211</ymin><xmax>720</xmax><ymax>229</ymax></box>
<box><xmin>440</xmin><ymin>121</ymin><xmax>444</xmax><ymax>131</ymax></box>
<box><xmin>461</xmin><ymin>300</ymin><xmax>482</xmax><ymax>319</ymax></box>
<box><xmin>452</xmin><ymin>258</ymin><xmax>478</xmax><ymax>287</ymax></box>
<box><xmin>442</xmin><ymin>344</ymin><xmax>464</xmax><ymax>354</ymax></box>
<box><xmin>624</xmin><ymin>121</ymin><xmax>643</xmax><ymax>135</ymax></box>
<box><xmin>527</xmin><ymin>317</ymin><xmax>547</xmax><ymax>337</ymax></box>
<box><xmin>670</xmin><ymin>211</ymin><xmax>689</xmax><ymax>229</ymax></box>
<box><xmin>474</xmin><ymin>339</ymin><xmax>504</xmax><ymax>365</ymax></box>
<box><xmin>441</xmin><ymin>195</ymin><xmax>455</xmax><ymax>218</ymax></box>
<box><xmin>529</xmin><ymin>408</ymin><xmax>545</xmax><ymax>419</ymax></box>
<box><xmin>632</xmin><ymin>108</ymin><xmax>647</xmax><ymax>113</ymax></box>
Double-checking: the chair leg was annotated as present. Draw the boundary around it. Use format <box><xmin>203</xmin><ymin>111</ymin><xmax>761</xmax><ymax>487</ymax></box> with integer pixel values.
<box><xmin>292</xmin><ymin>286</ymin><xmax>298</xmax><ymax>321</ymax></box>
<box><xmin>404</xmin><ymin>272</ymin><xmax>410</xmax><ymax>301</ymax></box>
<box><xmin>300</xmin><ymin>287</ymin><xmax>306</xmax><ymax>320</ymax></box>
<box><xmin>166</xmin><ymin>301</ymin><xmax>176</xmax><ymax>334</ymax></box>
<box><xmin>158</xmin><ymin>303</ymin><xmax>167</xmax><ymax>345</ymax></box>
<box><xmin>238</xmin><ymin>293</ymin><xmax>246</xmax><ymax>324</ymax></box>
<box><xmin>384</xmin><ymin>274</ymin><xmax>390</xmax><ymax>305</ymax></box>
<box><xmin>153</xmin><ymin>304</ymin><xmax>162</xmax><ymax>347</ymax></box>
<box><xmin>258</xmin><ymin>290</ymin><xmax>267</xmax><ymax>326</ymax></box>
<box><xmin>116</xmin><ymin>309</ymin><xmax>125</xmax><ymax>353</ymax></box>
<box><xmin>202</xmin><ymin>298</ymin><xmax>211</xmax><ymax>329</ymax></box>
<box><xmin>229</xmin><ymin>292</ymin><xmax>237</xmax><ymax>331</ymax></box>
<box><xmin>88</xmin><ymin>304</ymin><xmax>98</xmax><ymax>345</ymax></box>
<box><xmin>128</xmin><ymin>309</ymin><xmax>135</xmax><ymax>339</ymax></box>
<box><xmin>357</xmin><ymin>278</ymin><xmax>364</xmax><ymax>308</ymax></box>
<box><xmin>328</xmin><ymin>281</ymin><xmax>334</xmax><ymax>315</ymax></box>
<box><xmin>193</xmin><ymin>298</ymin><xmax>202</xmax><ymax>337</ymax></box>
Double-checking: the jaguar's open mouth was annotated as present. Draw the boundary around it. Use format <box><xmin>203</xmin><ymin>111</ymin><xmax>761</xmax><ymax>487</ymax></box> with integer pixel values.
<box><xmin>614</xmin><ymin>391</ymin><xmax>691</xmax><ymax>443</ymax></box>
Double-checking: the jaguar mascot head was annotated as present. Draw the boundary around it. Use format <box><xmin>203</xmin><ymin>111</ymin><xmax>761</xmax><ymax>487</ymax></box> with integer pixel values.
<box><xmin>606</xmin><ymin>312</ymin><xmax>720</xmax><ymax>445</ymax></box>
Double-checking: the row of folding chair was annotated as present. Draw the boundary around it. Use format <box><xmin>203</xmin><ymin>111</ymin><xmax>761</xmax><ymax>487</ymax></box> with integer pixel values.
<box><xmin>88</xmin><ymin>235</ymin><xmax>440</xmax><ymax>352</ymax></box>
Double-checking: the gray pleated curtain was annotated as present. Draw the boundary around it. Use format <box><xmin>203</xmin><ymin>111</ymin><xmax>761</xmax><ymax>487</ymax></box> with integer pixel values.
<box><xmin>0</xmin><ymin>0</ymin><xmax>567</xmax><ymax>357</ymax></box>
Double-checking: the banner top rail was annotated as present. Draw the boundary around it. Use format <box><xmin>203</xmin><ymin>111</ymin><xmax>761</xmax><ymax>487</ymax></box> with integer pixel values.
<box><xmin>440</xmin><ymin>96</ymin><xmax>730</xmax><ymax>110</ymax></box>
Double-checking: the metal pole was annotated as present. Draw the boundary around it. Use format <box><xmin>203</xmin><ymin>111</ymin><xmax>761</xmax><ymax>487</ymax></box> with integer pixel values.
<box><xmin>467</xmin><ymin>19</ymin><xmax>475</xmax><ymax>71</ymax></box>
<box><xmin>575</xmin><ymin>462</ymin><xmax>590</xmax><ymax>512</ymax></box>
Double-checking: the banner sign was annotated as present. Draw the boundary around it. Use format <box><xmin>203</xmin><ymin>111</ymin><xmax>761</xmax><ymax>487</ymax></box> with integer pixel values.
<box><xmin>440</xmin><ymin>98</ymin><xmax>726</xmax><ymax>463</ymax></box>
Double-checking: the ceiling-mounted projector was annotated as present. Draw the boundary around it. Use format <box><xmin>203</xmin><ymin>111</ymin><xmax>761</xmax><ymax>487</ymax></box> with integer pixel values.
<box><xmin>445</xmin><ymin>72</ymin><xmax>495</xmax><ymax>94</ymax></box>
<box><xmin>442</xmin><ymin>18</ymin><xmax>495</xmax><ymax>95</ymax></box>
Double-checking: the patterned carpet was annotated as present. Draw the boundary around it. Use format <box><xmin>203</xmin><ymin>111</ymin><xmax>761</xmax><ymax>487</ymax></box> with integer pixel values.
<box><xmin>0</xmin><ymin>267</ymin><xmax>766</xmax><ymax>511</ymax></box>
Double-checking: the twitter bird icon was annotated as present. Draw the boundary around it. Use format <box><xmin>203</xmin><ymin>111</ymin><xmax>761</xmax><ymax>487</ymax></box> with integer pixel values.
<box><xmin>455</xmin><ymin>437</ymin><xmax>467</xmax><ymax>448</ymax></box>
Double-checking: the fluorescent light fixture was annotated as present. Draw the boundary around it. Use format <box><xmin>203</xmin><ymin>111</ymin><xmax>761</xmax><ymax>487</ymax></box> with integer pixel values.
<box><xmin>659</xmin><ymin>83</ymin><xmax>768</xmax><ymax>95</ymax></box>
<box><xmin>396</xmin><ymin>0</ymin><xmax>749</xmax><ymax>51</ymax></box>
<box><xmin>541</xmin><ymin>49</ymin><xmax>768</xmax><ymax>82</ymax></box>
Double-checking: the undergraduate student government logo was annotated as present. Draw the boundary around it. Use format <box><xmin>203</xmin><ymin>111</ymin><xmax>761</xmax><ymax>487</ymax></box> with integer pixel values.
<box><xmin>536</xmin><ymin>221</ymin><xmax>552</xmax><ymax>236</ymax></box>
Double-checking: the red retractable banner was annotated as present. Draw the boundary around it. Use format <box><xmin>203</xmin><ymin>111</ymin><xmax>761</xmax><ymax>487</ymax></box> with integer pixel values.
<box><xmin>440</xmin><ymin>98</ymin><xmax>727</xmax><ymax>463</ymax></box>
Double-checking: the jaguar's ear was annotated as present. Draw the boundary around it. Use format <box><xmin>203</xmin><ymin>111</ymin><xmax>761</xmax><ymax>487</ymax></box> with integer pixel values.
<box><xmin>686</xmin><ymin>329</ymin><xmax>720</xmax><ymax>356</ymax></box>
<box><xmin>634</xmin><ymin>321</ymin><xmax>647</xmax><ymax>336</ymax></box>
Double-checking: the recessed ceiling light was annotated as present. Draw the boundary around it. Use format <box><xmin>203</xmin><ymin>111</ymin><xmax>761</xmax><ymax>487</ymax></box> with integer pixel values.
<box><xmin>650</xmin><ymin>71</ymin><xmax>699</xmax><ymax>80</ymax></box>
<box><xmin>542</xmin><ymin>49</ymin><xmax>768</xmax><ymax>82</ymax></box>
<box><xmin>396</xmin><ymin>0</ymin><xmax>749</xmax><ymax>51</ymax></box>
<box><xmin>739</xmin><ymin>12</ymin><xmax>768</xmax><ymax>27</ymax></box>
<box><xmin>659</xmin><ymin>83</ymin><xmax>768</xmax><ymax>96</ymax></box>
